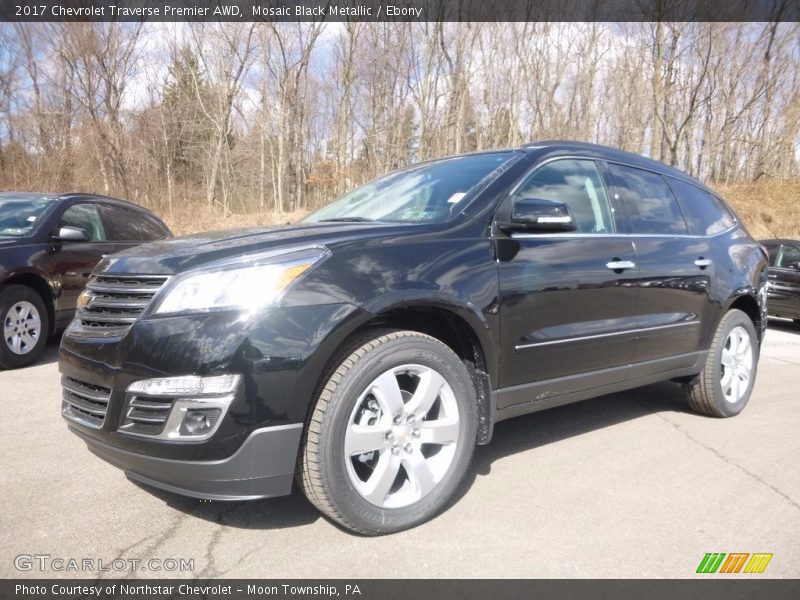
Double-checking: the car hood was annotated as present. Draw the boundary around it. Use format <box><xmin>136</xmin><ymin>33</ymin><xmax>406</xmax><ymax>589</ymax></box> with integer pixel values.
<box><xmin>97</xmin><ymin>221</ymin><xmax>415</xmax><ymax>275</ymax></box>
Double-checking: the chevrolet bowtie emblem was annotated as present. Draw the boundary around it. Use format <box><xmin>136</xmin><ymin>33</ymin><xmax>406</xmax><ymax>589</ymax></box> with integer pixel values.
<box><xmin>77</xmin><ymin>291</ymin><xmax>92</xmax><ymax>310</ymax></box>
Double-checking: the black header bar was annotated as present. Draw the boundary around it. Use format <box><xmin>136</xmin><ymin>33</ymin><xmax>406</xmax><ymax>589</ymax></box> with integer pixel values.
<box><xmin>5</xmin><ymin>579</ymin><xmax>800</xmax><ymax>600</ymax></box>
<box><xmin>2</xmin><ymin>0</ymin><xmax>799</xmax><ymax>22</ymax></box>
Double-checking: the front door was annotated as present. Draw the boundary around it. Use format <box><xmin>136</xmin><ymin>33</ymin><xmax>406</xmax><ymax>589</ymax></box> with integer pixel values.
<box><xmin>495</xmin><ymin>158</ymin><xmax>639</xmax><ymax>409</ymax></box>
<box><xmin>768</xmin><ymin>243</ymin><xmax>800</xmax><ymax>318</ymax></box>
<box><xmin>45</xmin><ymin>203</ymin><xmax>126</xmax><ymax>321</ymax></box>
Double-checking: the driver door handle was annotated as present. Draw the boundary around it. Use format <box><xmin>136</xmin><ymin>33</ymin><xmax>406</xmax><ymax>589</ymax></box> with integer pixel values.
<box><xmin>694</xmin><ymin>258</ymin><xmax>712</xmax><ymax>268</ymax></box>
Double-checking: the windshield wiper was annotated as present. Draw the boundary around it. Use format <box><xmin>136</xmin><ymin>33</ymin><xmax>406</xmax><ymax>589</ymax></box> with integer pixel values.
<box><xmin>317</xmin><ymin>217</ymin><xmax>376</xmax><ymax>223</ymax></box>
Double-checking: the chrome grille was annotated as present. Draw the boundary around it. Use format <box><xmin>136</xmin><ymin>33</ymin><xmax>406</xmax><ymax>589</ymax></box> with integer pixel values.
<box><xmin>61</xmin><ymin>376</ymin><xmax>112</xmax><ymax>428</ymax></box>
<box><xmin>119</xmin><ymin>395</ymin><xmax>175</xmax><ymax>436</ymax></box>
<box><xmin>77</xmin><ymin>274</ymin><xmax>168</xmax><ymax>333</ymax></box>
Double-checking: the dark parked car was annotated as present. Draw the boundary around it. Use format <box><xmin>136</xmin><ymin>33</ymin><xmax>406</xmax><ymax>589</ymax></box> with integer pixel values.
<box><xmin>762</xmin><ymin>239</ymin><xmax>800</xmax><ymax>324</ymax></box>
<box><xmin>0</xmin><ymin>193</ymin><xmax>171</xmax><ymax>368</ymax></box>
<box><xmin>60</xmin><ymin>142</ymin><xmax>768</xmax><ymax>534</ymax></box>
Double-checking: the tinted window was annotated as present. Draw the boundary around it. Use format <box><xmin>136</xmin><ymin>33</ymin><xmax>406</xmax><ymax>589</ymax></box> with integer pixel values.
<box><xmin>512</xmin><ymin>159</ymin><xmax>615</xmax><ymax>233</ymax></box>
<box><xmin>776</xmin><ymin>245</ymin><xmax>800</xmax><ymax>269</ymax></box>
<box><xmin>764</xmin><ymin>244</ymin><xmax>780</xmax><ymax>265</ymax></box>
<box><xmin>98</xmin><ymin>205</ymin><xmax>145</xmax><ymax>241</ymax></box>
<box><xmin>137</xmin><ymin>214</ymin><xmax>169</xmax><ymax>241</ymax></box>
<box><xmin>607</xmin><ymin>164</ymin><xmax>687</xmax><ymax>235</ymax></box>
<box><xmin>0</xmin><ymin>196</ymin><xmax>56</xmax><ymax>237</ymax></box>
<box><xmin>668</xmin><ymin>178</ymin><xmax>736</xmax><ymax>235</ymax></box>
<box><xmin>58</xmin><ymin>204</ymin><xmax>106</xmax><ymax>241</ymax></box>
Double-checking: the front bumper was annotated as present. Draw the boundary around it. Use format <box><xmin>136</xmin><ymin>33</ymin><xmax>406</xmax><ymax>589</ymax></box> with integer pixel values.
<box><xmin>69</xmin><ymin>422</ymin><xmax>302</xmax><ymax>500</ymax></box>
<box><xmin>59</xmin><ymin>302</ymin><xmax>367</xmax><ymax>498</ymax></box>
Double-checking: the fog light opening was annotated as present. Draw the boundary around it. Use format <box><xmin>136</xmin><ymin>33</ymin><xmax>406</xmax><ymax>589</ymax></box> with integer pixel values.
<box><xmin>179</xmin><ymin>408</ymin><xmax>222</xmax><ymax>437</ymax></box>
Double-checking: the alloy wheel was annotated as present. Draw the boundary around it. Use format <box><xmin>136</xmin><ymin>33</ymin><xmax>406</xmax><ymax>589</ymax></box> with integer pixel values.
<box><xmin>719</xmin><ymin>325</ymin><xmax>753</xmax><ymax>404</ymax></box>
<box><xmin>344</xmin><ymin>364</ymin><xmax>460</xmax><ymax>509</ymax></box>
<box><xmin>3</xmin><ymin>300</ymin><xmax>42</xmax><ymax>356</ymax></box>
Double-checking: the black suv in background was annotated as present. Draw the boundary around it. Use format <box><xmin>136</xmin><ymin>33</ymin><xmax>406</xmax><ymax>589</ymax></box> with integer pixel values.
<box><xmin>762</xmin><ymin>239</ymin><xmax>800</xmax><ymax>324</ymax></box>
<box><xmin>0</xmin><ymin>193</ymin><xmax>171</xmax><ymax>368</ymax></box>
<box><xmin>60</xmin><ymin>142</ymin><xmax>768</xmax><ymax>534</ymax></box>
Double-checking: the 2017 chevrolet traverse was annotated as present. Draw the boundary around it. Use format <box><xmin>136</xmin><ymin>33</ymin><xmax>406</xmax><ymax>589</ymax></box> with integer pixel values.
<box><xmin>60</xmin><ymin>142</ymin><xmax>768</xmax><ymax>534</ymax></box>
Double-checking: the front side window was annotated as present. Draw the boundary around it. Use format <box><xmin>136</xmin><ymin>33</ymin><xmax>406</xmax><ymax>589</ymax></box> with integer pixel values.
<box><xmin>58</xmin><ymin>204</ymin><xmax>106</xmax><ymax>241</ymax></box>
<box><xmin>304</xmin><ymin>152</ymin><xmax>515</xmax><ymax>224</ymax></box>
<box><xmin>608</xmin><ymin>164</ymin><xmax>688</xmax><ymax>235</ymax></box>
<box><xmin>511</xmin><ymin>159</ymin><xmax>616</xmax><ymax>233</ymax></box>
<box><xmin>776</xmin><ymin>245</ymin><xmax>800</xmax><ymax>269</ymax></box>
<box><xmin>667</xmin><ymin>178</ymin><xmax>736</xmax><ymax>236</ymax></box>
<box><xmin>0</xmin><ymin>196</ymin><xmax>56</xmax><ymax>237</ymax></box>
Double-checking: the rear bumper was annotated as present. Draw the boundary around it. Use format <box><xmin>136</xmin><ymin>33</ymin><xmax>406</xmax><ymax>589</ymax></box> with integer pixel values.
<box><xmin>69</xmin><ymin>423</ymin><xmax>302</xmax><ymax>500</ymax></box>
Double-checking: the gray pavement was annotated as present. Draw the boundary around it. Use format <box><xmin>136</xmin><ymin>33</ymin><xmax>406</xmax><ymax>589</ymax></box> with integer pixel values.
<box><xmin>1</xmin><ymin>321</ymin><xmax>799</xmax><ymax>579</ymax></box>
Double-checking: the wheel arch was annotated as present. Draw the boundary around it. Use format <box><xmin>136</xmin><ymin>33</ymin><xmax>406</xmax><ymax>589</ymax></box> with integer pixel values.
<box><xmin>724</xmin><ymin>293</ymin><xmax>764</xmax><ymax>343</ymax></box>
<box><xmin>312</xmin><ymin>302</ymin><xmax>496</xmax><ymax>445</ymax></box>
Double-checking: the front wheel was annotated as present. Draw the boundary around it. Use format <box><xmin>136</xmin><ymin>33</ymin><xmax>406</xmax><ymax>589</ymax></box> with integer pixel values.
<box><xmin>684</xmin><ymin>309</ymin><xmax>759</xmax><ymax>417</ymax></box>
<box><xmin>0</xmin><ymin>285</ymin><xmax>50</xmax><ymax>370</ymax></box>
<box><xmin>298</xmin><ymin>331</ymin><xmax>477</xmax><ymax>534</ymax></box>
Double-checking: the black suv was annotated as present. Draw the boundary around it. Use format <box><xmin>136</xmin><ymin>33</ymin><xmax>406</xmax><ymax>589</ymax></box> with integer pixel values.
<box><xmin>0</xmin><ymin>193</ymin><xmax>171</xmax><ymax>369</ymax></box>
<box><xmin>60</xmin><ymin>142</ymin><xmax>768</xmax><ymax>534</ymax></box>
<box><xmin>762</xmin><ymin>239</ymin><xmax>800</xmax><ymax>324</ymax></box>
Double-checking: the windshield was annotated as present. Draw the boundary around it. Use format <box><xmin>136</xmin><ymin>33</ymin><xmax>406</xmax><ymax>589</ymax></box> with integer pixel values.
<box><xmin>0</xmin><ymin>196</ymin><xmax>56</xmax><ymax>237</ymax></box>
<box><xmin>304</xmin><ymin>152</ymin><xmax>515</xmax><ymax>224</ymax></box>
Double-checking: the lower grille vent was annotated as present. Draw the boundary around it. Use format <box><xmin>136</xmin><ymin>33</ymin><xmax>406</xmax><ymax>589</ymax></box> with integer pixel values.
<box><xmin>61</xmin><ymin>376</ymin><xmax>111</xmax><ymax>428</ymax></box>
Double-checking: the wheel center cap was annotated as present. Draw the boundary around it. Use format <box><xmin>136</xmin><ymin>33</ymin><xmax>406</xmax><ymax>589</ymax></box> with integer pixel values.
<box><xmin>392</xmin><ymin>424</ymin><xmax>412</xmax><ymax>444</ymax></box>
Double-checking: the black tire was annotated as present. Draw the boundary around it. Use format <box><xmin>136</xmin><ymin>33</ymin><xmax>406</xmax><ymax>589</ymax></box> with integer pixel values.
<box><xmin>683</xmin><ymin>309</ymin><xmax>758</xmax><ymax>417</ymax></box>
<box><xmin>0</xmin><ymin>284</ymin><xmax>50</xmax><ymax>370</ymax></box>
<box><xmin>794</xmin><ymin>319</ymin><xmax>800</xmax><ymax>326</ymax></box>
<box><xmin>298</xmin><ymin>330</ymin><xmax>477</xmax><ymax>535</ymax></box>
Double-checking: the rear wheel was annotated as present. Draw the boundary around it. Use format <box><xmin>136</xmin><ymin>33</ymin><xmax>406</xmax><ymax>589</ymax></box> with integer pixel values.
<box><xmin>0</xmin><ymin>285</ymin><xmax>50</xmax><ymax>369</ymax></box>
<box><xmin>299</xmin><ymin>331</ymin><xmax>477</xmax><ymax>534</ymax></box>
<box><xmin>684</xmin><ymin>309</ymin><xmax>758</xmax><ymax>417</ymax></box>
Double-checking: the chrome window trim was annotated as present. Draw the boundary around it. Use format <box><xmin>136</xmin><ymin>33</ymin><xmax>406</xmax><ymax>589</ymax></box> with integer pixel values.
<box><xmin>508</xmin><ymin>226</ymin><xmax>736</xmax><ymax>241</ymax></box>
<box><xmin>515</xmin><ymin>320</ymin><xmax>701</xmax><ymax>350</ymax></box>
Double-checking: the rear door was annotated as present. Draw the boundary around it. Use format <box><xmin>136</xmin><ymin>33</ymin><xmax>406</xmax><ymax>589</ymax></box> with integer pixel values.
<box><xmin>603</xmin><ymin>163</ymin><xmax>712</xmax><ymax>364</ymax></box>
<box><xmin>495</xmin><ymin>158</ymin><xmax>639</xmax><ymax>406</ymax></box>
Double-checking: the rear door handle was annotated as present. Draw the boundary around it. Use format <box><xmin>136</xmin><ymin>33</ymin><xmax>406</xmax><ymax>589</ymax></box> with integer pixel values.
<box><xmin>694</xmin><ymin>258</ymin><xmax>712</xmax><ymax>268</ymax></box>
<box><xmin>606</xmin><ymin>260</ymin><xmax>636</xmax><ymax>271</ymax></box>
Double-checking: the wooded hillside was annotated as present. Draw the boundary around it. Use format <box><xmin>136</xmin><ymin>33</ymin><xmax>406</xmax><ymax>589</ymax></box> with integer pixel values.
<box><xmin>0</xmin><ymin>22</ymin><xmax>797</xmax><ymax>236</ymax></box>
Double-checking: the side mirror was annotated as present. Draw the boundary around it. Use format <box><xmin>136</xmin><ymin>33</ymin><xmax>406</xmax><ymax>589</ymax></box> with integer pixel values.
<box><xmin>500</xmin><ymin>198</ymin><xmax>576</xmax><ymax>232</ymax></box>
<box><xmin>790</xmin><ymin>261</ymin><xmax>800</xmax><ymax>271</ymax></box>
<box><xmin>53</xmin><ymin>225</ymin><xmax>89</xmax><ymax>242</ymax></box>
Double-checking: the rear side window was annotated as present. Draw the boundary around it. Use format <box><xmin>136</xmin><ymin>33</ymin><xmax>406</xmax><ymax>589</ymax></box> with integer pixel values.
<box><xmin>667</xmin><ymin>178</ymin><xmax>736</xmax><ymax>236</ymax></box>
<box><xmin>607</xmin><ymin>164</ymin><xmax>687</xmax><ymax>235</ymax></box>
<box><xmin>512</xmin><ymin>159</ymin><xmax>616</xmax><ymax>233</ymax></box>
<box><xmin>98</xmin><ymin>205</ymin><xmax>166</xmax><ymax>241</ymax></box>
<box><xmin>58</xmin><ymin>204</ymin><xmax>106</xmax><ymax>241</ymax></box>
<box><xmin>137</xmin><ymin>214</ymin><xmax>170</xmax><ymax>241</ymax></box>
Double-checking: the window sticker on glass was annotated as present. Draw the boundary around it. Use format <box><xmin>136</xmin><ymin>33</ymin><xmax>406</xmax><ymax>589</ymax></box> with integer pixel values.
<box><xmin>448</xmin><ymin>192</ymin><xmax>467</xmax><ymax>204</ymax></box>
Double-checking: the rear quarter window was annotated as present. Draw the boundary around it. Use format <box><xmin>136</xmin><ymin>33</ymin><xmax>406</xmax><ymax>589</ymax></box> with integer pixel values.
<box><xmin>667</xmin><ymin>178</ymin><xmax>736</xmax><ymax>236</ymax></box>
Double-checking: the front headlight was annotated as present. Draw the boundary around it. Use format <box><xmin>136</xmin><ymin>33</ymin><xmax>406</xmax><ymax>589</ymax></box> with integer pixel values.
<box><xmin>152</xmin><ymin>247</ymin><xmax>328</xmax><ymax>315</ymax></box>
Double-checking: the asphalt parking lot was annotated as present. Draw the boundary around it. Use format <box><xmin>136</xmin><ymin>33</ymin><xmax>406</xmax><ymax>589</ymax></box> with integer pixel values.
<box><xmin>1</xmin><ymin>321</ymin><xmax>798</xmax><ymax>579</ymax></box>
